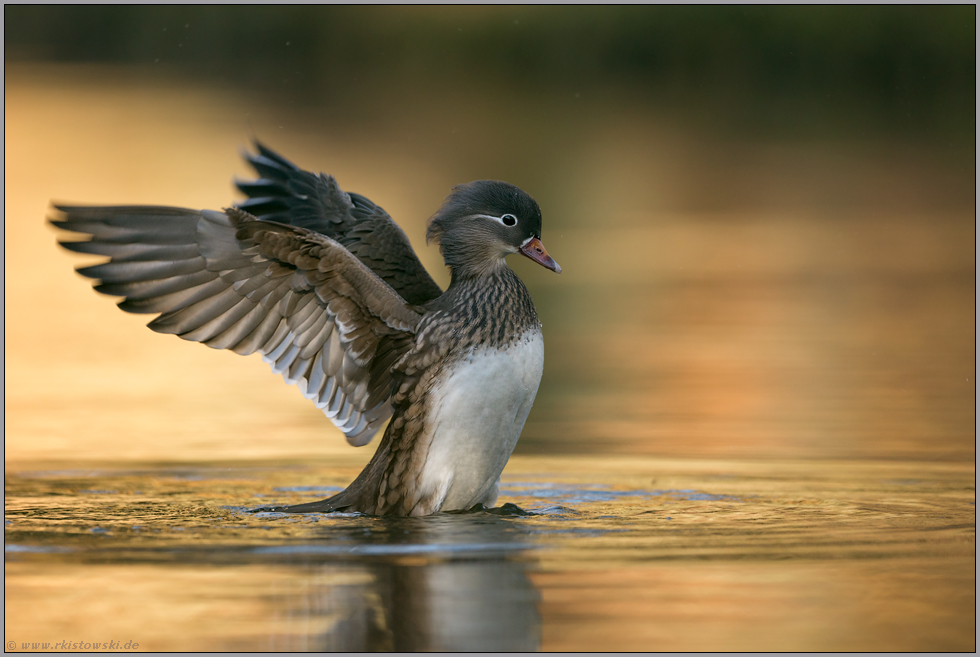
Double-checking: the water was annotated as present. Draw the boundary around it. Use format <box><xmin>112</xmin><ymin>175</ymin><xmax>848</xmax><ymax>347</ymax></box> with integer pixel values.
<box><xmin>5</xmin><ymin>459</ymin><xmax>974</xmax><ymax>651</ymax></box>
<box><xmin>4</xmin><ymin>65</ymin><xmax>975</xmax><ymax>651</ymax></box>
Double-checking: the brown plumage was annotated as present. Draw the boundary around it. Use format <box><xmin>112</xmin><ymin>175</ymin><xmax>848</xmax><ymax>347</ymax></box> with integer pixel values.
<box><xmin>321</xmin><ymin>267</ymin><xmax>543</xmax><ymax>515</ymax></box>
<box><xmin>54</xmin><ymin>204</ymin><xmax>417</xmax><ymax>445</ymax></box>
<box><xmin>52</xmin><ymin>143</ymin><xmax>560</xmax><ymax>516</ymax></box>
<box><xmin>236</xmin><ymin>142</ymin><xmax>444</xmax><ymax>306</ymax></box>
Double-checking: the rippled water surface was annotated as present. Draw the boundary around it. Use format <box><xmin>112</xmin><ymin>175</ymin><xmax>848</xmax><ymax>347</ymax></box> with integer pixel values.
<box><xmin>4</xmin><ymin>66</ymin><xmax>976</xmax><ymax>651</ymax></box>
<box><xmin>5</xmin><ymin>459</ymin><xmax>975</xmax><ymax>651</ymax></box>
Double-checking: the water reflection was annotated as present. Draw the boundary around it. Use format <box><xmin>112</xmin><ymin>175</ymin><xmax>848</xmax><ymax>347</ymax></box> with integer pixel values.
<box><xmin>261</xmin><ymin>513</ymin><xmax>540</xmax><ymax>651</ymax></box>
<box><xmin>5</xmin><ymin>460</ymin><xmax>974</xmax><ymax>651</ymax></box>
<box><xmin>5</xmin><ymin>468</ymin><xmax>545</xmax><ymax>650</ymax></box>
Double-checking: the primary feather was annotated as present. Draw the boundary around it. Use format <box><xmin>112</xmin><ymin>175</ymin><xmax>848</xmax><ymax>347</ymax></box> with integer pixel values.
<box><xmin>52</xmin><ymin>202</ymin><xmax>422</xmax><ymax>447</ymax></box>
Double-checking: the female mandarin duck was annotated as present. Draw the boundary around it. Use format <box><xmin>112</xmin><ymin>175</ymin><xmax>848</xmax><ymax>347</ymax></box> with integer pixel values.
<box><xmin>53</xmin><ymin>143</ymin><xmax>560</xmax><ymax>516</ymax></box>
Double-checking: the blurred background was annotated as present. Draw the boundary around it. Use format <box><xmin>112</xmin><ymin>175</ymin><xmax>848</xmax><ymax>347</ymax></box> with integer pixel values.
<box><xmin>5</xmin><ymin>6</ymin><xmax>975</xmax><ymax>466</ymax></box>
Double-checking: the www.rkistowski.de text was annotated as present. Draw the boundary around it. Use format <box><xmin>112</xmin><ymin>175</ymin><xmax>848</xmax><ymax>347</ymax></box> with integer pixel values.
<box><xmin>8</xmin><ymin>640</ymin><xmax>139</xmax><ymax>650</ymax></box>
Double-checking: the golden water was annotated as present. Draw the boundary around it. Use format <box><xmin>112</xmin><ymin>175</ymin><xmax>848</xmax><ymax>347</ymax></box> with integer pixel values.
<box><xmin>4</xmin><ymin>65</ymin><xmax>975</xmax><ymax>651</ymax></box>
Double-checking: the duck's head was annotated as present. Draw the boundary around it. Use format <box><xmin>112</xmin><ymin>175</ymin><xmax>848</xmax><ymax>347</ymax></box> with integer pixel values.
<box><xmin>426</xmin><ymin>180</ymin><xmax>561</xmax><ymax>278</ymax></box>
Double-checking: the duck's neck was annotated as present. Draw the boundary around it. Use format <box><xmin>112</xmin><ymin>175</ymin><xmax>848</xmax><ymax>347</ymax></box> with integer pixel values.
<box><xmin>427</xmin><ymin>263</ymin><xmax>540</xmax><ymax>342</ymax></box>
<box><xmin>446</xmin><ymin>254</ymin><xmax>510</xmax><ymax>284</ymax></box>
<box><xmin>443</xmin><ymin>252</ymin><xmax>511</xmax><ymax>281</ymax></box>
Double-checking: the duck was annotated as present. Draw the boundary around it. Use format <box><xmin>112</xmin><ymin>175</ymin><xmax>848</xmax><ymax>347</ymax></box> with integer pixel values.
<box><xmin>52</xmin><ymin>142</ymin><xmax>560</xmax><ymax>516</ymax></box>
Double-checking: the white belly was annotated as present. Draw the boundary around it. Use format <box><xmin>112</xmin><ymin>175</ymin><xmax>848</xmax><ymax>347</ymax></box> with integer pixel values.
<box><xmin>416</xmin><ymin>330</ymin><xmax>544</xmax><ymax>513</ymax></box>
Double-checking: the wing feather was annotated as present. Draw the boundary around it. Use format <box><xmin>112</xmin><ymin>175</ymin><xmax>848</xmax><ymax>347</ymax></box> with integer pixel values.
<box><xmin>235</xmin><ymin>142</ymin><xmax>444</xmax><ymax>305</ymax></box>
<box><xmin>52</xmin><ymin>204</ymin><xmax>422</xmax><ymax>447</ymax></box>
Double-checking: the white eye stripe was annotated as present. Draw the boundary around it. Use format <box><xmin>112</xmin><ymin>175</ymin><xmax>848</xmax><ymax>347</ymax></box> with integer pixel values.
<box><xmin>472</xmin><ymin>213</ymin><xmax>520</xmax><ymax>227</ymax></box>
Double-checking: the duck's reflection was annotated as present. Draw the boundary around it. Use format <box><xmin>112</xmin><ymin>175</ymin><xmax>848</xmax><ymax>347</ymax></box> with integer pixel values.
<box><xmin>266</xmin><ymin>511</ymin><xmax>541</xmax><ymax>651</ymax></box>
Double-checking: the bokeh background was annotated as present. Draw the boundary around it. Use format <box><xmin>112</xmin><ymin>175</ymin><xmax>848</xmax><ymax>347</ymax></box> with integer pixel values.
<box><xmin>5</xmin><ymin>6</ymin><xmax>975</xmax><ymax>467</ymax></box>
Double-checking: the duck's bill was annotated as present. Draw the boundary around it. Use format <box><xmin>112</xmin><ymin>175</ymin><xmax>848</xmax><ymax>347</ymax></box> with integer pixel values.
<box><xmin>519</xmin><ymin>237</ymin><xmax>562</xmax><ymax>274</ymax></box>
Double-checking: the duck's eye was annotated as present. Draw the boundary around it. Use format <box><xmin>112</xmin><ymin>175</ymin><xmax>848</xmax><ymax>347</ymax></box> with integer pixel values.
<box><xmin>501</xmin><ymin>214</ymin><xmax>518</xmax><ymax>227</ymax></box>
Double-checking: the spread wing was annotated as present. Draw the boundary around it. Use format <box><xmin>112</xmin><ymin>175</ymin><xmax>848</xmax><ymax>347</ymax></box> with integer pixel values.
<box><xmin>234</xmin><ymin>142</ymin><xmax>444</xmax><ymax>306</ymax></box>
<box><xmin>52</xmin><ymin>204</ymin><xmax>423</xmax><ymax>446</ymax></box>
